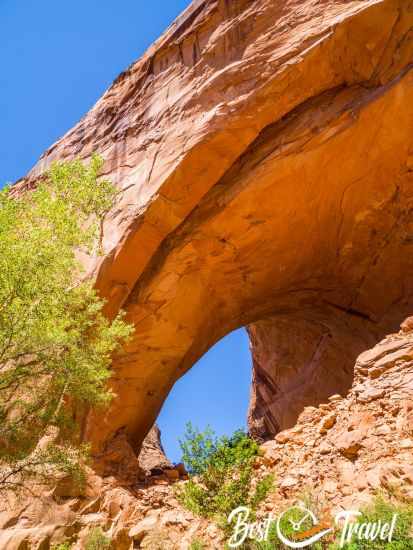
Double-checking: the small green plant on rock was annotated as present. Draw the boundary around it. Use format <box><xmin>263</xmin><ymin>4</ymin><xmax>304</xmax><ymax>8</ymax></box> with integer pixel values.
<box><xmin>329</xmin><ymin>495</ymin><xmax>413</xmax><ymax>550</ymax></box>
<box><xmin>84</xmin><ymin>527</ymin><xmax>111</xmax><ymax>550</ymax></box>
<box><xmin>51</xmin><ymin>543</ymin><xmax>72</xmax><ymax>550</ymax></box>
<box><xmin>177</xmin><ymin>423</ymin><xmax>274</xmax><ymax>536</ymax></box>
<box><xmin>189</xmin><ymin>539</ymin><xmax>206</xmax><ymax>550</ymax></box>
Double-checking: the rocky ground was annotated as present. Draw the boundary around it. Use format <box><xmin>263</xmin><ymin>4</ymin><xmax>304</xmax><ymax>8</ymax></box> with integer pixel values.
<box><xmin>1</xmin><ymin>319</ymin><xmax>413</xmax><ymax>549</ymax></box>
<box><xmin>261</xmin><ymin>318</ymin><xmax>413</xmax><ymax>515</ymax></box>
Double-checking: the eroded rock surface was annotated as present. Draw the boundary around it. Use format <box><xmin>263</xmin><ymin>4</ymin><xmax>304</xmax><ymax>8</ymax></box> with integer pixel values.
<box><xmin>2</xmin><ymin>320</ymin><xmax>413</xmax><ymax>548</ymax></box>
<box><xmin>261</xmin><ymin>321</ymin><xmax>413</xmax><ymax>514</ymax></box>
<box><xmin>4</xmin><ymin>1</ymin><xmax>413</xmax><ymax>546</ymax></box>
<box><xmin>138</xmin><ymin>426</ymin><xmax>172</xmax><ymax>476</ymax></box>
<box><xmin>14</xmin><ymin>0</ymin><xmax>413</xmax><ymax>464</ymax></box>
<box><xmin>247</xmin><ymin>309</ymin><xmax>380</xmax><ymax>439</ymax></box>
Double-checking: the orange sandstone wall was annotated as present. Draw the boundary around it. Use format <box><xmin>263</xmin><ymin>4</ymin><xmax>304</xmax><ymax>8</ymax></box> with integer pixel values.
<box><xmin>15</xmin><ymin>0</ymin><xmax>413</xmax><ymax>461</ymax></box>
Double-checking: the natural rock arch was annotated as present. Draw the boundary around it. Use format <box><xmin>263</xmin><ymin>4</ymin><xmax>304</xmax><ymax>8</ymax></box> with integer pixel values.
<box><xmin>19</xmin><ymin>0</ymin><xmax>413</xmax><ymax>462</ymax></box>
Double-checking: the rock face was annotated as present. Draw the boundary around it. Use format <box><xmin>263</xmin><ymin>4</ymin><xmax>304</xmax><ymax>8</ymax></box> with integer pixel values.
<box><xmin>1</xmin><ymin>320</ymin><xmax>413</xmax><ymax>549</ymax></box>
<box><xmin>261</xmin><ymin>320</ymin><xmax>413</xmax><ymax>513</ymax></box>
<box><xmin>138</xmin><ymin>426</ymin><xmax>172</xmax><ymax>475</ymax></box>
<box><xmin>247</xmin><ymin>311</ymin><xmax>379</xmax><ymax>439</ymax></box>
<box><xmin>16</xmin><ymin>0</ymin><xmax>413</xmax><ymax>460</ymax></box>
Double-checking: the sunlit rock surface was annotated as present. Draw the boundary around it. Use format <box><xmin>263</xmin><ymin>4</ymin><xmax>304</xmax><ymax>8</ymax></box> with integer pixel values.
<box><xmin>2</xmin><ymin>319</ymin><xmax>413</xmax><ymax>548</ymax></box>
<box><xmin>16</xmin><ymin>0</ymin><xmax>413</xmax><ymax>459</ymax></box>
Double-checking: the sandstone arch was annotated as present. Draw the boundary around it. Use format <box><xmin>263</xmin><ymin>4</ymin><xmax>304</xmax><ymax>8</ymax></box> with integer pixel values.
<box><xmin>19</xmin><ymin>0</ymin><xmax>413</xmax><ymax>460</ymax></box>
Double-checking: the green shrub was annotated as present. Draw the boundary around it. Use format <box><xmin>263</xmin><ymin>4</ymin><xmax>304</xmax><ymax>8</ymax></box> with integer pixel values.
<box><xmin>51</xmin><ymin>544</ymin><xmax>72</xmax><ymax>550</ymax></box>
<box><xmin>250</xmin><ymin>495</ymin><xmax>413</xmax><ymax>549</ymax></box>
<box><xmin>85</xmin><ymin>527</ymin><xmax>111</xmax><ymax>550</ymax></box>
<box><xmin>177</xmin><ymin>423</ymin><xmax>274</xmax><ymax>535</ymax></box>
<box><xmin>330</xmin><ymin>495</ymin><xmax>413</xmax><ymax>549</ymax></box>
<box><xmin>0</xmin><ymin>155</ymin><xmax>132</xmax><ymax>492</ymax></box>
<box><xmin>190</xmin><ymin>539</ymin><xmax>206</xmax><ymax>550</ymax></box>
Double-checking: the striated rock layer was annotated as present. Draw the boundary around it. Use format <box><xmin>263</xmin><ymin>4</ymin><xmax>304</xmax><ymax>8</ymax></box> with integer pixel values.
<box><xmin>15</xmin><ymin>0</ymin><xmax>413</xmax><ymax>458</ymax></box>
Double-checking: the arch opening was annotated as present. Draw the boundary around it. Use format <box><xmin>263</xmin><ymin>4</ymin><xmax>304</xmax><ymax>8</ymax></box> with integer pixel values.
<box><xmin>157</xmin><ymin>327</ymin><xmax>252</xmax><ymax>463</ymax></box>
<box><xmin>85</xmin><ymin>55</ymin><xmax>413</xmax><ymax>462</ymax></box>
<box><xmin>153</xmin><ymin>301</ymin><xmax>398</xmax><ymax>465</ymax></box>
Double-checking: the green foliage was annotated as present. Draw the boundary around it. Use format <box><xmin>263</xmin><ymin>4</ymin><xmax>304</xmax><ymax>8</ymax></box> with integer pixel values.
<box><xmin>190</xmin><ymin>540</ymin><xmax>206</xmax><ymax>550</ymax></box>
<box><xmin>249</xmin><ymin>495</ymin><xmax>413</xmax><ymax>549</ymax></box>
<box><xmin>84</xmin><ymin>527</ymin><xmax>111</xmax><ymax>550</ymax></box>
<box><xmin>51</xmin><ymin>544</ymin><xmax>72</xmax><ymax>550</ymax></box>
<box><xmin>180</xmin><ymin>423</ymin><xmax>217</xmax><ymax>476</ymax></box>
<box><xmin>177</xmin><ymin>424</ymin><xmax>274</xmax><ymax>535</ymax></box>
<box><xmin>329</xmin><ymin>495</ymin><xmax>413</xmax><ymax>549</ymax></box>
<box><xmin>0</xmin><ymin>155</ymin><xmax>132</xmax><ymax>491</ymax></box>
<box><xmin>180</xmin><ymin>423</ymin><xmax>260</xmax><ymax>476</ymax></box>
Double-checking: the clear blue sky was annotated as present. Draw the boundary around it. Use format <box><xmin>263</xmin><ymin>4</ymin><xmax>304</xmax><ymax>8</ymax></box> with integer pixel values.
<box><xmin>1</xmin><ymin>0</ymin><xmax>252</xmax><ymax>462</ymax></box>
<box><xmin>158</xmin><ymin>328</ymin><xmax>251</xmax><ymax>462</ymax></box>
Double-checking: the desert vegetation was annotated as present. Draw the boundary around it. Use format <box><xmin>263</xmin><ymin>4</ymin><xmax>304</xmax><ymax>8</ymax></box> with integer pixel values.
<box><xmin>177</xmin><ymin>423</ymin><xmax>274</xmax><ymax>538</ymax></box>
<box><xmin>245</xmin><ymin>495</ymin><xmax>413</xmax><ymax>549</ymax></box>
<box><xmin>0</xmin><ymin>155</ymin><xmax>132</xmax><ymax>492</ymax></box>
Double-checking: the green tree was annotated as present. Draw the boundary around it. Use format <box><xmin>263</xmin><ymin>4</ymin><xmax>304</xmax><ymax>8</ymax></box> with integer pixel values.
<box><xmin>0</xmin><ymin>155</ymin><xmax>132</xmax><ymax>491</ymax></box>
<box><xmin>177</xmin><ymin>423</ymin><xmax>274</xmax><ymax>535</ymax></box>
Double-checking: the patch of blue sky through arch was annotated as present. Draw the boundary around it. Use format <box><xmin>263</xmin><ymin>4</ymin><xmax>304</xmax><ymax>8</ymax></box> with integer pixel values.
<box><xmin>157</xmin><ymin>328</ymin><xmax>252</xmax><ymax>463</ymax></box>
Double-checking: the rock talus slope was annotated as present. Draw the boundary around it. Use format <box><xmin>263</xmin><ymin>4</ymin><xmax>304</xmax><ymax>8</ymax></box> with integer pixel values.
<box><xmin>14</xmin><ymin>0</ymin><xmax>413</xmax><ymax>464</ymax></box>
<box><xmin>261</xmin><ymin>318</ymin><xmax>413</xmax><ymax>513</ymax></box>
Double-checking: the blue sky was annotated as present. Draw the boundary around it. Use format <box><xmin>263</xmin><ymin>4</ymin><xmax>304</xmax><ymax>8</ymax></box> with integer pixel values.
<box><xmin>1</xmin><ymin>0</ymin><xmax>252</xmax><ymax>462</ymax></box>
<box><xmin>158</xmin><ymin>328</ymin><xmax>251</xmax><ymax>462</ymax></box>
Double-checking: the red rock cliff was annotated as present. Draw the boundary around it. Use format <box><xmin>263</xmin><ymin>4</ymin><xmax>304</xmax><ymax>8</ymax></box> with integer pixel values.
<box><xmin>15</xmin><ymin>0</ymin><xmax>413</xmax><ymax>460</ymax></box>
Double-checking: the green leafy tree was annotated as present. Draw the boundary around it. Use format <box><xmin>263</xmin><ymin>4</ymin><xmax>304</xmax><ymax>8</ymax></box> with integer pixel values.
<box><xmin>0</xmin><ymin>155</ymin><xmax>132</xmax><ymax>491</ymax></box>
<box><xmin>178</xmin><ymin>423</ymin><xmax>274</xmax><ymax>535</ymax></box>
